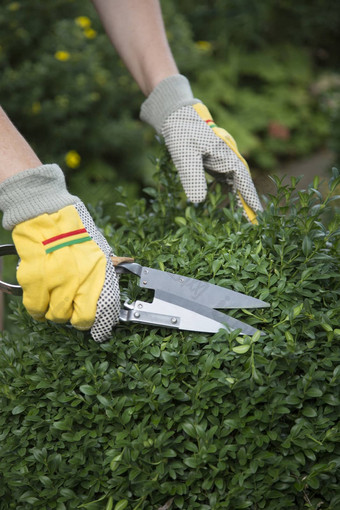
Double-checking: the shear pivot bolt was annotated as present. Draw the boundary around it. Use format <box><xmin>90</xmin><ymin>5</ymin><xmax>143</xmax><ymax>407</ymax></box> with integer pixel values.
<box><xmin>143</xmin><ymin>281</ymin><xmax>147</xmax><ymax>285</ymax></box>
<box><xmin>134</xmin><ymin>312</ymin><xmax>140</xmax><ymax>318</ymax></box>
<box><xmin>171</xmin><ymin>317</ymin><xmax>177</xmax><ymax>324</ymax></box>
<box><xmin>137</xmin><ymin>303</ymin><xmax>143</xmax><ymax>309</ymax></box>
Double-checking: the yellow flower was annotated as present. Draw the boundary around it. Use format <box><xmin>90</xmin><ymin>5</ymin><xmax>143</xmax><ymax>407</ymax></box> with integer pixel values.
<box><xmin>31</xmin><ymin>101</ymin><xmax>41</xmax><ymax>114</ymax></box>
<box><xmin>195</xmin><ymin>40</ymin><xmax>212</xmax><ymax>52</ymax></box>
<box><xmin>8</xmin><ymin>2</ymin><xmax>20</xmax><ymax>11</ymax></box>
<box><xmin>75</xmin><ymin>16</ymin><xmax>91</xmax><ymax>29</ymax></box>
<box><xmin>65</xmin><ymin>151</ymin><xmax>81</xmax><ymax>169</ymax></box>
<box><xmin>55</xmin><ymin>51</ymin><xmax>70</xmax><ymax>62</ymax></box>
<box><xmin>84</xmin><ymin>28</ymin><xmax>97</xmax><ymax>39</ymax></box>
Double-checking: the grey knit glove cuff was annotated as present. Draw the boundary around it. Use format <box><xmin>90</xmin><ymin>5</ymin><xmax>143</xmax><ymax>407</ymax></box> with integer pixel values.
<box><xmin>0</xmin><ymin>164</ymin><xmax>79</xmax><ymax>230</ymax></box>
<box><xmin>140</xmin><ymin>74</ymin><xmax>201</xmax><ymax>134</ymax></box>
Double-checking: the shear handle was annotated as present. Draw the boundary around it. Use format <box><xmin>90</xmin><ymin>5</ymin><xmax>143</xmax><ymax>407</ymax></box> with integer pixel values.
<box><xmin>110</xmin><ymin>257</ymin><xmax>141</xmax><ymax>276</ymax></box>
<box><xmin>0</xmin><ymin>244</ymin><xmax>22</xmax><ymax>295</ymax></box>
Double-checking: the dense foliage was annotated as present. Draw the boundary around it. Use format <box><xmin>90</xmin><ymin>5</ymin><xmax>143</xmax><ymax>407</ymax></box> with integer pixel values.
<box><xmin>0</xmin><ymin>154</ymin><xmax>339</xmax><ymax>509</ymax></box>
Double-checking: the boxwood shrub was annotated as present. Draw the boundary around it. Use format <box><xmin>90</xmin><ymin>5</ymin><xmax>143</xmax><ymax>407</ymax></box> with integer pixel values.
<box><xmin>0</xmin><ymin>153</ymin><xmax>339</xmax><ymax>509</ymax></box>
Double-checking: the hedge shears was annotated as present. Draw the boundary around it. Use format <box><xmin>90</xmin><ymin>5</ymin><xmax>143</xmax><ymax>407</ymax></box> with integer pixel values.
<box><xmin>0</xmin><ymin>244</ymin><xmax>269</xmax><ymax>336</ymax></box>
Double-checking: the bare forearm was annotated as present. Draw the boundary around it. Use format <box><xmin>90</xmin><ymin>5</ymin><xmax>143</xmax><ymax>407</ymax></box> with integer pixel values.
<box><xmin>91</xmin><ymin>0</ymin><xmax>178</xmax><ymax>96</ymax></box>
<box><xmin>0</xmin><ymin>107</ymin><xmax>42</xmax><ymax>182</ymax></box>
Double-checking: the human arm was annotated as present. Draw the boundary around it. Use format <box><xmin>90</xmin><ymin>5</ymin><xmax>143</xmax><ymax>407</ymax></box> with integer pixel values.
<box><xmin>92</xmin><ymin>0</ymin><xmax>263</xmax><ymax>222</ymax></box>
<box><xmin>0</xmin><ymin>107</ymin><xmax>120</xmax><ymax>342</ymax></box>
<box><xmin>91</xmin><ymin>0</ymin><xmax>178</xmax><ymax>96</ymax></box>
<box><xmin>0</xmin><ymin>107</ymin><xmax>42</xmax><ymax>182</ymax></box>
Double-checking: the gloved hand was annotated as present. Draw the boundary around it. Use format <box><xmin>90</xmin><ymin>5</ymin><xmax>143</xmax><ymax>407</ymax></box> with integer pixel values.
<box><xmin>140</xmin><ymin>74</ymin><xmax>263</xmax><ymax>224</ymax></box>
<box><xmin>0</xmin><ymin>164</ymin><xmax>120</xmax><ymax>342</ymax></box>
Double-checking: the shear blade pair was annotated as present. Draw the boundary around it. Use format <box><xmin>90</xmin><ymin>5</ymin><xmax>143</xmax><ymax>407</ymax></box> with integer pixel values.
<box><xmin>0</xmin><ymin>244</ymin><xmax>269</xmax><ymax>336</ymax></box>
<box><xmin>116</xmin><ymin>261</ymin><xmax>269</xmax><ymax>336</ymax></box>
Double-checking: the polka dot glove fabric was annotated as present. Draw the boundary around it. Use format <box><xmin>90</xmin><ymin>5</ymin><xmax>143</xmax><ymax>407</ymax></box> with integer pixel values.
<box><xmin>140</xmin><ymin>75</ymin><xmax>263</xmax><ymax>224</ymax></box>
<box><xmin>163</xmin><ymin>103</ymin><xmax>263</xmax><ymax>223</ymax></box>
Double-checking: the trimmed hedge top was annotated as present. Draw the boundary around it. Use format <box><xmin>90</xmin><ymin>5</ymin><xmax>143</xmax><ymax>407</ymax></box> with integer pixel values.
<box><xmin>0</xmin><ymin>155</ymin><xmax>340</xmax><ymax>509</ymax></box>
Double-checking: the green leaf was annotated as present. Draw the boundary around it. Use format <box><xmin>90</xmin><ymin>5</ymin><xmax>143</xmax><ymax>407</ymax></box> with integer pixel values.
<box><xmin>61</xmin><ymin>431</ymin><xmax>87</xmax><ymax>442</ymax></box>
<box><xmin>143</xmin><ymin>187</ymin><xmax>157</xmax><ymax>198</ymax></box>
<box><xmin>302</xmin><ymin>235</ymin><xmax>312</xmax><ymax>256</ymax></box>
<box><xmin>105</xmin><ymin>496</ymin><xmax>113</xmax><ymax>510</ymax></box>
<box><xmin>150</xmin><ymin>345</ymin><xmax>160</xmax><ymax>357</ymax></box>
<box><xmin>292</xmin><ymin>303</ymin><xmax>304</xmax><ymax>318</ymax></box>
<box><xmin>53</xmin><ymin>418</ymin><xmax>72</xmax><ymax>431</ymax></box>
<box><xmin>212</xmin><ymin>259</ymin><xmax>222</xmax><ymax>275</ymax></box>
<box><xmin>285</xmin><ymin>330</ymin><xmax>295</xmax><ymax>348</ymax></box>
<box><xmin>302</xmin><ymin>407</ymin><xmax>317</xmax><ymax>417</ymax></box>
<box><xmin>12</xmin><ymin>405</ymin><xmax>26</xmax><ymax>415</ymax></box>
<box><xmin>174</xmin><ymin>216</ymin><xmax>187</xmax><ymax>227</ymax></box>
<box><xmin>306</xmin><ymin>387</ymin><xmax>323</xmax><ymax>398</ymax></box>
<box><xmin>78</xmin><ymin>495</ymin><xmax>107</xmax><ymax>508</ymax></box>
<box><xmin>182</xmin><ymin>422</ymin><xmax>196</xmax><ymax>438</ymax></box>
<box><xmin>110</xmin><ymin>453</ymin><xmax>123</xmax><ymax>471</ymax></box>
<box><xmin>251</xmin><ymin>330</ymin><xmax>261</xmax><ymax>343</ymax></box>
<box><xmin>232</xmin><ymin>344</ymin><xmax>251</xmax><ymax>354</ymax></box>
<box><xmin>215</xmin><ymin>478</ymin><xmax>224</xmax><ymax>490</ymax></box>
<box><xmin>60</xmin><ymin>488</ymin><xmax>76</xmax><ymax>498</ymax></box>
<box><xmin>161</xmin><ymin>351</ymin><xmax>177</xmax><ymax>365</ymax></box>
<box><xmin>183</xmin><ymin>456</ymin><xmax>200</xmax><ymax>468</ymax></box>
<box><xmin>294</xmin><ymin>452</ymin><xmax>305</xmax><ymax>465</ymax></box>
<box><xmin>332</xmin><ymin>365</ymin><xmax>340</xmax><ymax>378</ymax></box>
<box><xmin>79</xmin><ymin>384</ymin><xmax>97</xmax><ymax>395</ymax></box>
<box><xmin>31</xmin><ymin>448</ymin><xmax>46</xmax><ymax>463</ymax></box>
<box><xmin>114</xmin><ymin>500</ymin><xmax>128</xmax><ymax>510</ymax></box>
<box><xmin>323</xmin><ymin>394</ymin><xmax>340</xmax><ymax>406</ymax></box>
<box><xmin>97</xmin><ymin>395</ymin><xmax>111</xmax><ymax>407</ymax></box>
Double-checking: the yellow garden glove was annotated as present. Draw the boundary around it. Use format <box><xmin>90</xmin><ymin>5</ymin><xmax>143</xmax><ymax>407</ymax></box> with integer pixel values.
<box><xmin>0</xmin><ymin>165</ymin><xmax>120</xmax><ymax>342</ymax></box>
<box><xmin>140</xmin><ymin>74</ymin><xmax>263</xmax><ymax>224</ymax></box>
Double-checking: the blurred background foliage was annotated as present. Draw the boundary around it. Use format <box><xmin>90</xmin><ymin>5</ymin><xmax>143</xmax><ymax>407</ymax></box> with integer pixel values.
<box><xmin>0</xmin><ymin>0</ymin><xmax>339</xmax><ymax>217</ymax></box>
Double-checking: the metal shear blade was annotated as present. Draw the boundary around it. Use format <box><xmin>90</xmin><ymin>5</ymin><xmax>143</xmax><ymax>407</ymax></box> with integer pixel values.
<box><xmin>121</xmin><ymin>293</ymin><xmax>261</xmax><ymax>336</ymax></box>
<box><xmin>117</xmin><ymin>262</ymin><xmax>267</xmax><ymax>309</ymax></box>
